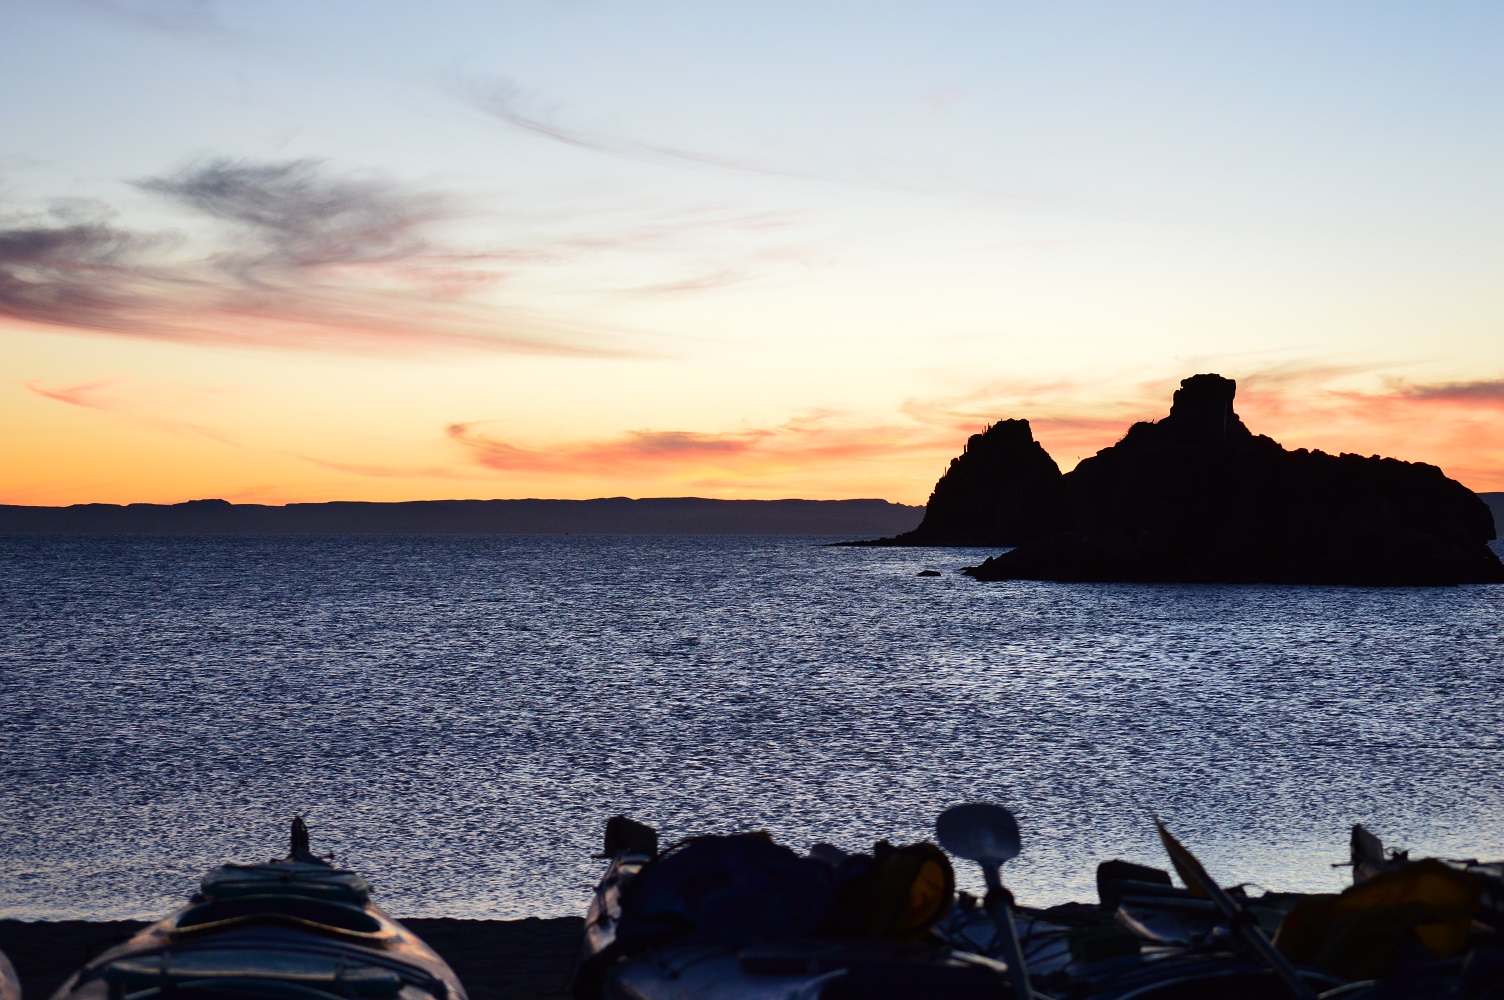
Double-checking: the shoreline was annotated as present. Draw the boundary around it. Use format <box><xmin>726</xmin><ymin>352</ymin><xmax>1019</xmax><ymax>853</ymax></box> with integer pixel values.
<box><xmin>0</xmin><ymin>917</ymin><xmax>585</xmax><ymax>1000</ymax></box>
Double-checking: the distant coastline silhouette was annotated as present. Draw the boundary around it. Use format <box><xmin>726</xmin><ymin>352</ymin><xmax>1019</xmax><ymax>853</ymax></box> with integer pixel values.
<box><xmin>0</xmin><ymin>497</ymin><xmax>923</xmax><ymax>537</ymax></box>
<box><xmin>854</xmin><ymin>374</ymin><xmax>1504</xmax><ymax>586</ymax></box>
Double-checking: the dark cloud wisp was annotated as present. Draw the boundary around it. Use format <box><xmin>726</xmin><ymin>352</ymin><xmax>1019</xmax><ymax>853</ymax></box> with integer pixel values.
<box><xmin>1395</xmin><ymin>379</ymin><xmax>1504</xmax><ymax>406</ymax></box>
<box><xmin>0</xmin><ymin>158</ymin><xmax>628</xmax><ymax>356</ymax></box>
<box><xmin>0</xmin><ymin>215</ymin><xmax>177</xmax><ymax>332</ymax></box>
<box><xmin>137</xmin><ymin>160</ymin><xmax>438</xmax><ymax>279</ymax></box>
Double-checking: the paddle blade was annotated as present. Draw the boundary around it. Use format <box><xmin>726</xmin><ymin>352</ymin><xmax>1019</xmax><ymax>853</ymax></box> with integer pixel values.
<box><xmin>1154</xmin><ymin>816</ymin><xmax>1211</xmax><ymax>900</ymax></box>
<box><xmin>936</xmin><ymin>803</ymin><xmax>1021</xmax><ymax>867</ymax></box>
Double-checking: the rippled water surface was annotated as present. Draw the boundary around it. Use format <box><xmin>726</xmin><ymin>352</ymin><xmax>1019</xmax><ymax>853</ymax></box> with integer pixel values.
<box><xmin>2</xmin><ymin>534</ymin><xmax>1501</xmax><ymax>920</ymax></box>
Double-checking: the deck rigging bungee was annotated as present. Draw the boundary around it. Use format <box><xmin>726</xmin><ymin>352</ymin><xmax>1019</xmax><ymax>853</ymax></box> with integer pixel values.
<box><xmin>51</xmin><ymin>819</ymin><xmax>466</xmax><ymax>1000</ymax></box>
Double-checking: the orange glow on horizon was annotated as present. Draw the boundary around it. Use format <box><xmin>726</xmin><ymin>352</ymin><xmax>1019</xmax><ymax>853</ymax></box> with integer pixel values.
<box><xmin>6</xmin><ymin>373</ymin><xmax>1501</xmax><ymax>508</ymax></box>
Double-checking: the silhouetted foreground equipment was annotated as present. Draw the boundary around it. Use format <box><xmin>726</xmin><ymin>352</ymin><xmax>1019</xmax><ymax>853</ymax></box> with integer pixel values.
<box><xmin>577</xmin><ymin>811</ymin><xmax>1504</xmax><ymax>1000</ymax></box>
<box><xmin>935</xmin><ymin>803</ymin><xmax>1034</xmax><ymax>1000</ymax></box>
<box><xmin>943</xmin><ymin>819</ymin><xmax>1504</xmax><ymax>999</ymax></box>
<box><xmin>52</xmin><ymin>820</ymin><xmax>467</xmax><ymax>1000</ymax></box>
<box><xmin>1274</xmin><ymin>827</ymin><xmax>1504</xmax><ymax>989</ymax></box>
<box><xmin>573</xmin><ymin>815</ymin><xmax>1007</xmax><ymax>1000</ymax></box>
<box><xmin>0</xmin><ymin>946</ymin><xmax>19</xmax><ymax>1000</ymax></box>
<box><xmin>854</xmin><ymin>373</ymin><xmax>1504</xmax><ymax>585</ymax></box>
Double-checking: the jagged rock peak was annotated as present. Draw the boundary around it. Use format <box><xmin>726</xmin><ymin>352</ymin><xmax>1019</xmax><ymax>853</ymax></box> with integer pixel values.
<box><xmin>1171</xmin><ymin>373</ymin><xmax>1236</xmax><ymax>414</ymax></box>
<box><xmin>1159</xmin><ymin>373</ymin><xmax>1252</xmax><ymax>445</ymax></box>
<box><xmin>883</xmin><ymin>416</ymin><xmax>1065</xmax><ymax>547</ymax></box>
<box><xmin>962</xmin><ymin>418</ymin><xmax>1037</xmax><ymax>454</ymax></box>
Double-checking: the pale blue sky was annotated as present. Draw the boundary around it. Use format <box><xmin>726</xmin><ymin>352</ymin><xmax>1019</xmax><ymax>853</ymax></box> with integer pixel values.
<box><xmin>4</xmin><ymin>1</ymin><xmax>1503</xmax><ymax>502</ymax></box>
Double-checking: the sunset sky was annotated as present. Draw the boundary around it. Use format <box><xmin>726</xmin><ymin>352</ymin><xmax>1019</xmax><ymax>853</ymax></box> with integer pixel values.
<box><xmin>4</xmin><ymin>1</ymin><xmax>1502</xmax><ymax>505</ymax></box>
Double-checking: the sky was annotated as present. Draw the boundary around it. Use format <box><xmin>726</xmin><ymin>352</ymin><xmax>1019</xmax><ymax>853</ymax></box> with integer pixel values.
<box><xmin>3</xmin><ymin>0</ymin><xmax>1502</xmax><ymax>505</ymax></box>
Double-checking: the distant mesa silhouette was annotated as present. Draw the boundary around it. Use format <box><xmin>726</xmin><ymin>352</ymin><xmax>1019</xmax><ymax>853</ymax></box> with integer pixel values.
<box><xmin>0</xmin><ymin>496</ymin><xmax>923</xmax><ymax>537</ymax></box>
<box><xmin>860</xmin><ymin>374</ymin><xmax>1504</xmax><ymax>586</ymax></box>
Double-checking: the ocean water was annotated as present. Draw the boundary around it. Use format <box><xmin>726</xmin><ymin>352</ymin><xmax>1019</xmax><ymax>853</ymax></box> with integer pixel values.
<box><xmin>1</xmin><ymin>534</ymin><xmax>1501</xmax><ymax>921</ymax></box>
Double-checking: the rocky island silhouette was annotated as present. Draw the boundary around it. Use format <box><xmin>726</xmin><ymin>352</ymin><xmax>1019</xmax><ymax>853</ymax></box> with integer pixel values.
<box><xmin>861</xmin><ymin>374</ymin><xmax>1504</xmax><ymax>586</ymax></box>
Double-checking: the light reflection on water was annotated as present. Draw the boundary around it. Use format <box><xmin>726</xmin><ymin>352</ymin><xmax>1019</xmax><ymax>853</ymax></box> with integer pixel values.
<box><xmin>1</xmin><ymin>535</ymin><xmax>1501</xmax><ymax>920</ymax></box>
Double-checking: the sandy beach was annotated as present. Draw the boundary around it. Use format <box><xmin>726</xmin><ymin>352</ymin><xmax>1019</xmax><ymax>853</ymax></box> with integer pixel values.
<box><xmin>0</xmin><ymin>917</ymin><xmax>585</xmax><ymax>1000</ymax></box>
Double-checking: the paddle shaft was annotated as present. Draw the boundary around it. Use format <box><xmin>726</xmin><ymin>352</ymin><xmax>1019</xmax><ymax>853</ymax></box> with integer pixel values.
<box><xmin>1155</xmin><ymin>818</ymin><xmax>1316</xmax><ymax>1000</ymax></box>
<box><xmin>983</xmin><ymin>867</ymin><xmax>1034</xmax><ymax>1000</ymax></box>
<box><xmin>1197</xmin><ymin>873</ymin><xmax>1316</xmax><ymax>999</ymax></box>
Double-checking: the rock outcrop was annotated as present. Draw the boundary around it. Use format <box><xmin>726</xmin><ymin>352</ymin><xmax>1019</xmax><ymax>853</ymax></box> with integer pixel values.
<box><xmin>845</xmin><ymin>419</ymin><xmax>1067</xmax><ymax>546</ymax></box>
<box><xmin>1482</xmin><ymin>492</ymin><xmax>1504</xmax><ymax>535</ymax></box>
<box><xmin>927</xmin><ymin>373</ymin><xmax>1499</xmax><ymax>585</ymax></box>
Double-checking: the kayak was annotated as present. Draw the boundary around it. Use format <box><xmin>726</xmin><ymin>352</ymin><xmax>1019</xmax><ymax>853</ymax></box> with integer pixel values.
<box><xmin>940</xmin><ymin>823</ymin><xmax>1504</xmax><ymax>1000</ymax></box>
<box><xmin>574</xmin><ymin>815</ymin><xmax>1013</xmax><ymax>1000</ymax></box>
<box><xmin>940</xmin><ymin>890</ymin><xmax>1343</xmax><ymax>999</ymax></box>
<box><xmin>0</xmin><ymin>946</ymin><xmax>18</xmax><ymax>1000</ymax></box>
<box><xmin>1272</xmin><ymin>825</ymin><xmax>1504</xmax><ymax>993</ymax></box>
<box><xmin>52</xmin><ymin>820</ymin><xmax>467</xmax><ymax>1000</ymax></box>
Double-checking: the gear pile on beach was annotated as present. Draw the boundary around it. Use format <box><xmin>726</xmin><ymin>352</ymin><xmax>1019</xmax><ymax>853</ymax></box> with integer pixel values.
<box><xmin>4</xmin><ymin>810</ymin><xmax>1500</xmax><ymax>1000</ymax></box>
<box><xmin>578</xmin><ymin>810</ymin><xmax>1504</xmax><ymax>1000</ymax></box>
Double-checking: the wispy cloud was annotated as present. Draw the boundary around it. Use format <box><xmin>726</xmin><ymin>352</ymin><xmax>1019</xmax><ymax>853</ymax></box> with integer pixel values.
<box><xmin>23</xmin><ymin>378</ymin><xmax>117</xmax><ymax>410</ymax></box>
<box><xmin>1259</xmin><ymin>375</ymin><xmax>1504</xmax><ymax>491</ymax></box>
<box><xmin>0</xmin><ymin>213</ymin><xmax>176</xmax><ymax>331</ymax></box>
<box><xmin>62</xmin><ymin>0</ymin><xmax>238</xmax><ymax>40</ymax></box>
<box><xmin>468</xmin><ymin>79</ymin><xmax>953</xmax><ymax>200</ymax></box>
<box><xmin>1390</xmin><ymin>378</ymin><xmax>1504</xmax><ymax>406</ymax></box>
<box><xmin>446</xmin><ymin>413</ymin><xmax>957</xmax><ymax>491</ymax></box>
<box><xmin>1232</xmin><ymin>363</ymin><xmax>1504</xmax><ymax>431</ymax></box>
<box><xmin>448</xmin><ymin>424</ymin><xmax>767</xmax><ymax>474</ymax></box>
<box><xmin>25</xmin><ymin>377</ymin><xmax>239</xmax><ymax>445</ymax></box>
<box><xmin>137</xmin><ymin>159</ymin><xmax>439</xmax><ymax>279</ymax></box>
<box><xmin>471</xmin><ymin>80</ymin><xmax>840</xmax><ymax>185</ymax></box>
<box><xmin>0</xmin><ymin>158</ymin><xmax>637</xmax><ymax>356</ymax></box>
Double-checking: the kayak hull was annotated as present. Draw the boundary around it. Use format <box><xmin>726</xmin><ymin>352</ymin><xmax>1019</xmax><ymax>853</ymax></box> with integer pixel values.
<box><xmin>0</xmin><ymin>947</ymin><xmax>19</xmax><ymax>1000</ymax></box>
<box><xmin>52</xmin><ymin>858</ymin><xmax>466</xmax><ymax>1000</ymax></box>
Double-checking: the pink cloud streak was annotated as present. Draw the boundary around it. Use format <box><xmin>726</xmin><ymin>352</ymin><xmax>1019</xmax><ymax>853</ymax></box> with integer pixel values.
<box><xmin>24</xmin><ymin>379</ymin><xmax>117</xmax><ymax>410</ymax></box>
<box><xmin>446</xmin><ymin>416</ymin><xmax>956</xmax><ymax>481</ymax></box>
